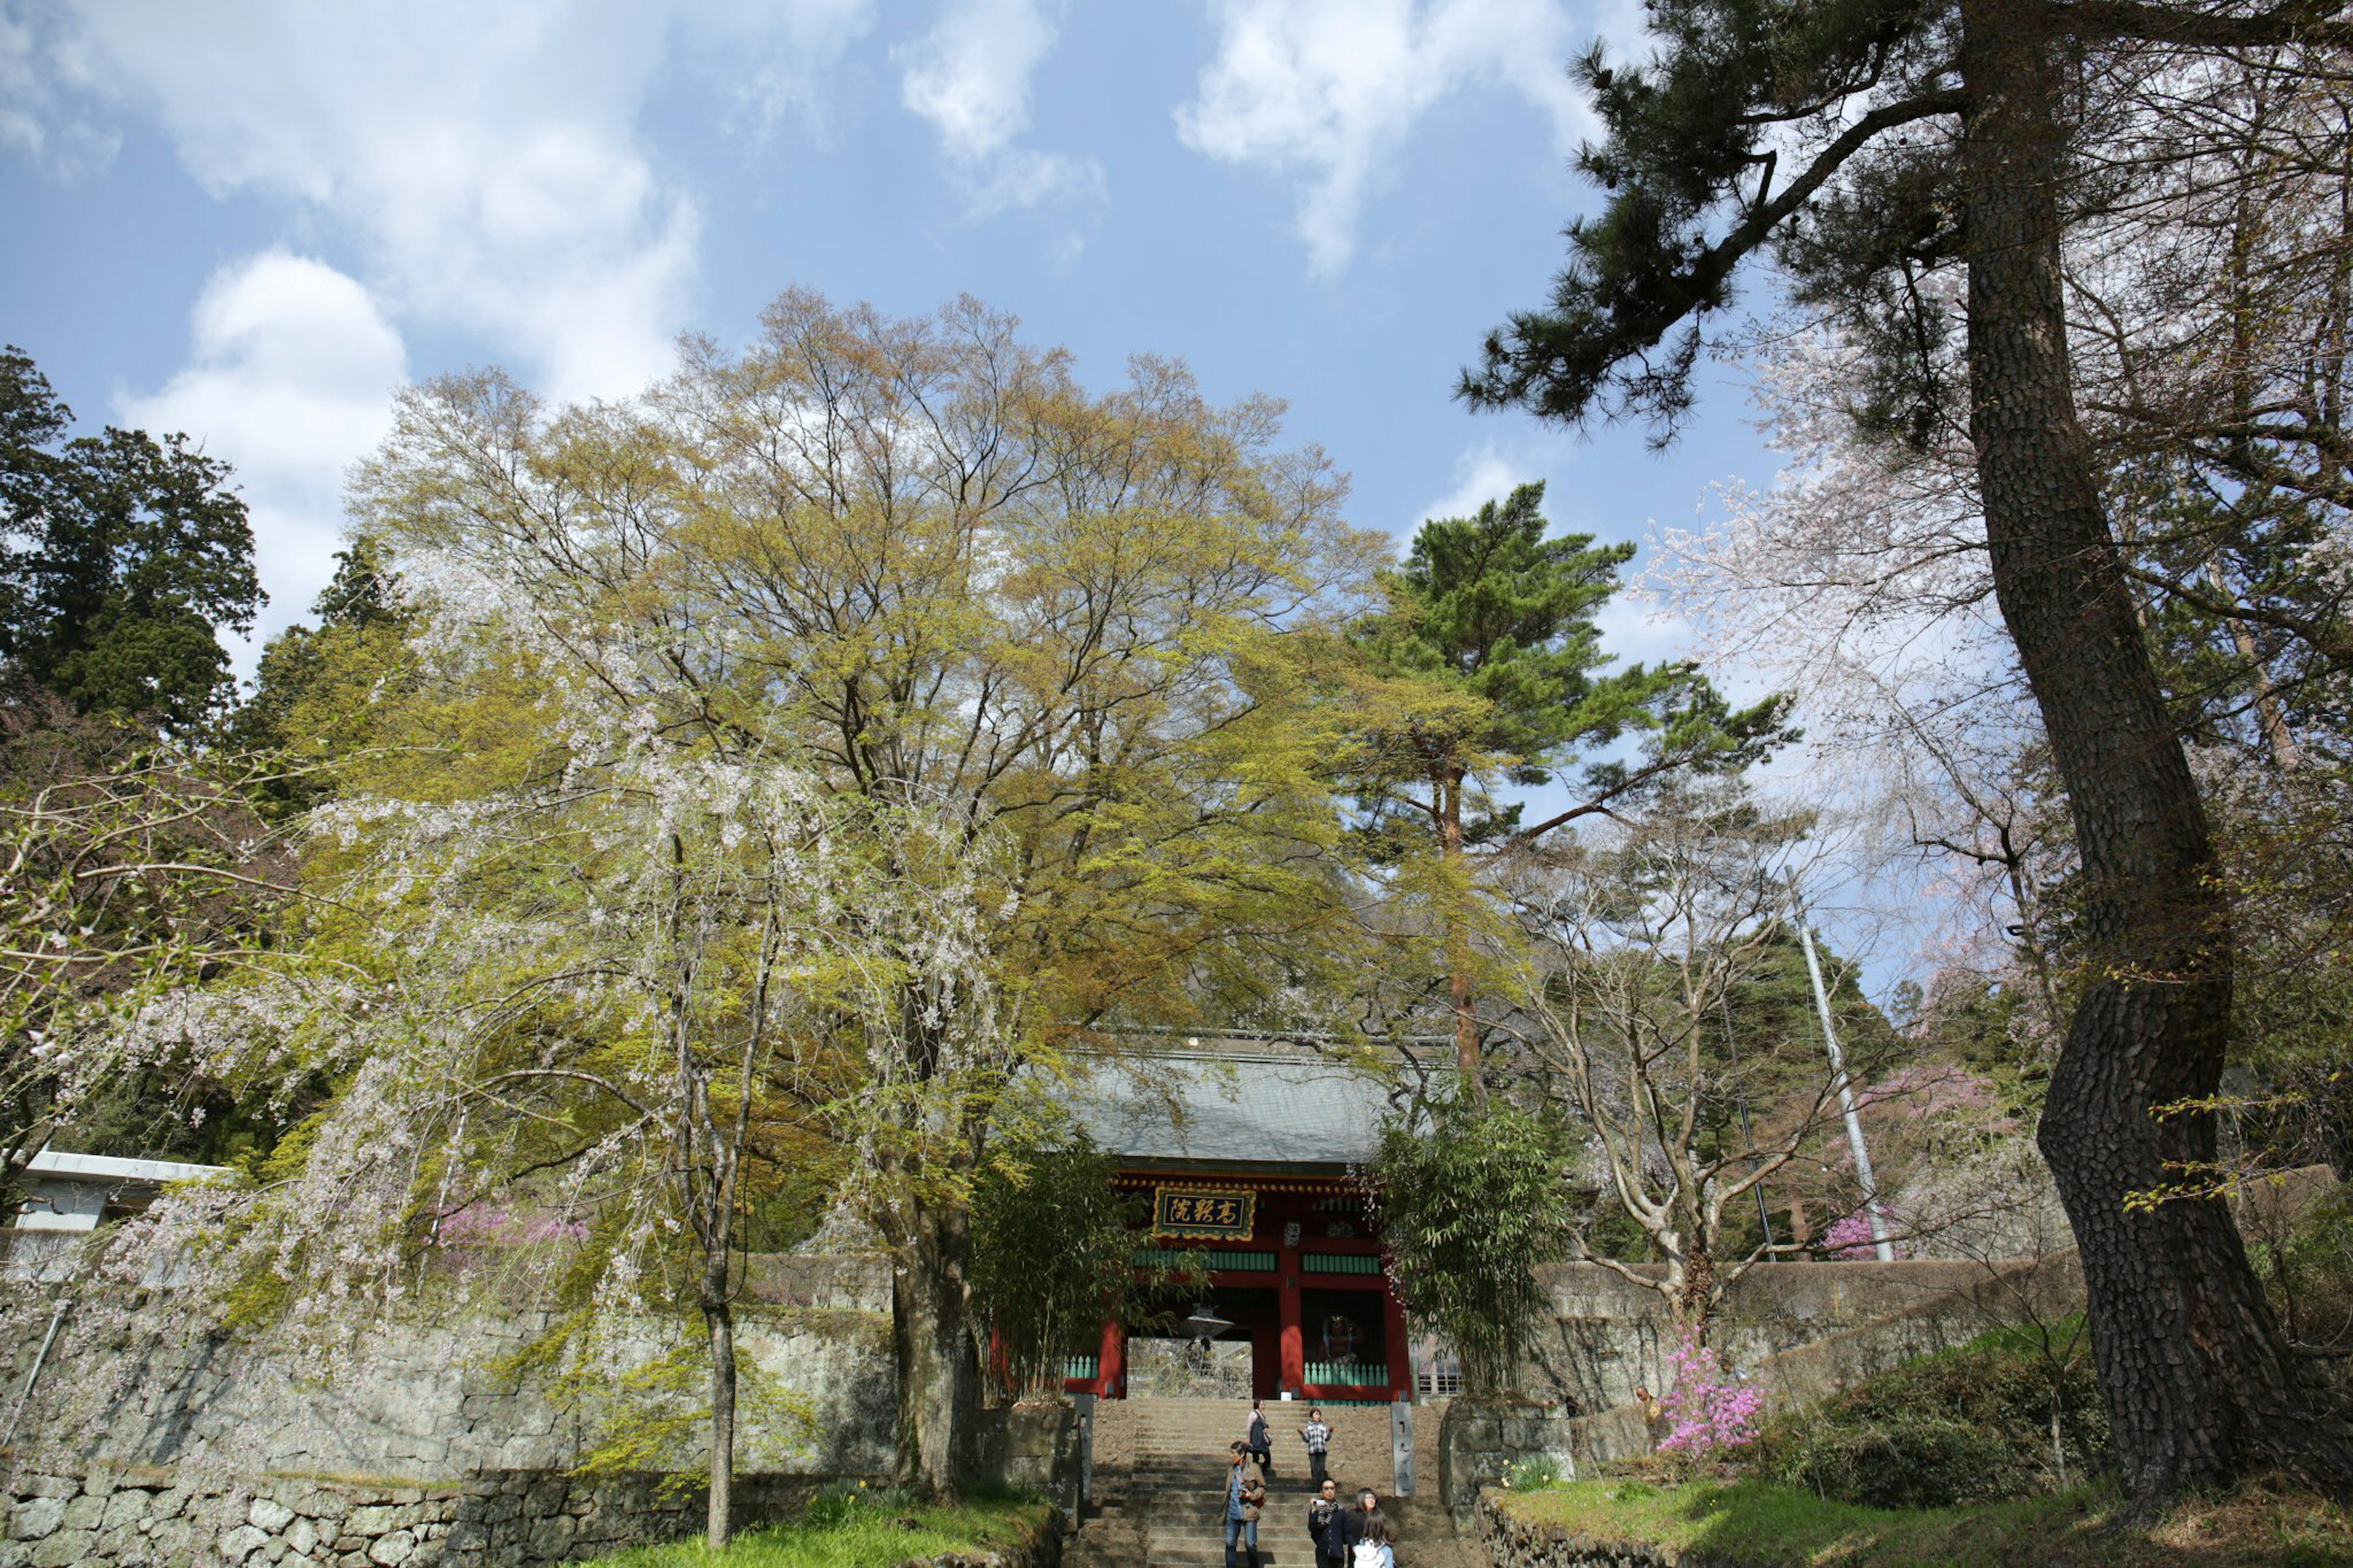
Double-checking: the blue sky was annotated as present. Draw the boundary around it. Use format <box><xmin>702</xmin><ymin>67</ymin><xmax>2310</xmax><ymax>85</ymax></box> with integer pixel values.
<box><xmin>3</xmin><ymin>0</ymin><xmax>1786</xmax><ymax>671</ymax></box>
<box><xmin>4</xmin><ymin>1</ymin><xmax>1932</xmax><ymax>985</ymax></box>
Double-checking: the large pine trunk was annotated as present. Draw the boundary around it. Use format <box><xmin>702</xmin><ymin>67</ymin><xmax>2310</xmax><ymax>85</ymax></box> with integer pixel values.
<box><xmin>1439</xmin><ymin>766</ymin><xmax>1485</xmax><ymax>1100</ymax></box>
<box><xmin>892</xmin><ymin>1198</ymin><xmax>980</xmax><ymax>1497</ymax></box>
<box><xmin>1960</xmin><ymin>0</ymin><xmax>2353</xmax><ymax>1506</ymax></box>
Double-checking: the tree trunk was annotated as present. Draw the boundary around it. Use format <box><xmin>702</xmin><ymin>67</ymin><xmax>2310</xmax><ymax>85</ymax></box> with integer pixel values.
<box><xmin>1960</xmin><ymin>0</ymin><xmax>2353</xmax><ymax>1507</ymax></box>
<box><xmin>704</xmin><ymin>1292</ymin><xmax>738</xmax><ymax>1549</ymax></box>
<box><xmin>1439</xmin><ymin>765</ymin><xmax>1485</xmax><ymax>1103</ymax></box>
<box><xmin>1665</xmin><ymin>1237</ymin><xmax>1715</xmax><ymax>1344</ymax></box>
<box><xmin>893</xmin><ymin>1197</ymin><xmax>979</xmax><ymax>1497</ymax></box>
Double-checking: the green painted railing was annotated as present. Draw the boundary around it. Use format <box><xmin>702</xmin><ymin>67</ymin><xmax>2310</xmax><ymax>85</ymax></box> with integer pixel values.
<box><xmin>1301</xmin><ymin>1253</ymin><xmax>1382</xmax><ymax>1275</ymax></box>
<box><xmin>1132</xmin><ymin>1248</ymin><xmax>1276</xmax><ymax>1272</ymax></box>
<box><xmin>1063</xmin><ymin>1354</ymin><xmax>1100</xmax><ymax>1381</ymax></box>
<box><xmin>1304</xmin><ymin>1361</ymin><xmax>1389</xmax><ymax>1387</ymax></box>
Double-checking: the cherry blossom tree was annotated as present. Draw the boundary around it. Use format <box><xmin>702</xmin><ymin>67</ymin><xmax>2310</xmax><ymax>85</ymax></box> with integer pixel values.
<box><xmin>123</xmin><ymin>638</ymin><xmax>1001</xmax><ymax>1547</ymax></box>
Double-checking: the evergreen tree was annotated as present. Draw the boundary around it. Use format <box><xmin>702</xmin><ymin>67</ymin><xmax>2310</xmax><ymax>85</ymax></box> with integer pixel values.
<box><xmin>1459</xmin><ymin>0</ymin><xmax>2353</xmax><ymax>1504</ymax></box>
<box><xmin>227</xmin><ymin>536</ymin><xmax>414</xmax><ymax>812</ymax></box>
<box><xmin>1347</xmin><ymin>481</ymin><xmax>1788</xmax><ymax>1093</ymax></box>
<box><xmin>0</xmin><ymin>346</ymin><xmax>261</xmax><ymax>729</ymax></box>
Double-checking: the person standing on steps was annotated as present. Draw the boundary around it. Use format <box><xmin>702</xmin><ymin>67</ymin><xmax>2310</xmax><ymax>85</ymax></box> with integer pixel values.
<box><xmin>1224</xmin><ymin>1442</ymin><xmax>1265</xmax><ymax>1568</ymax></box>
<box><xmin>1298</xmin><ymin>1406</ymin><xmax>1332</xmax><ymax>1487</ymax></box>
<box><xmin>1334</xmin><ymin>1487</ymin><xmax>1383</xmax><ymax>1565</ymax></box>
<box><xmin>1352</xmin><ymin>1515</ymin><xmax>1395</xmax><ymax>1568</ymax></box>
<box><xmin>1306</xmin><ymin>1478</ymin><xmax>1344</xmax><ymax>1568</ymax></box>
<box><xmin>1245</xmin><ymin>1398</ymin><xmax>1275</xmax><ymax>1477</ymax></box>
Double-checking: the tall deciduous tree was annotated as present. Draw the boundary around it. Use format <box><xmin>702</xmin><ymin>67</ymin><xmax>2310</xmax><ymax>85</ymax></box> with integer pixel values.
<box><xmin>1462</xmin><ymin>0</ymin><xmax>2353</xmax><ymax>1503</ymax></box>
<box><xmin>0</xmin><ymin>347</ymin><xmax>260</xmax><ymax>729</ymax></box>
<box><xmin>347</xmin><ymin>290</ymin><xmax>1378</xmax><ymax>1494</ymax></box>
<box><xmin>227</xmin><ymin>536</ymin><xmax>416</xmax><ymax>816</ymax></box>
<box><xmin>1346</xmin><ymin>481</ymin><xmax>1788</xmax><ymax>1095</ymax></box>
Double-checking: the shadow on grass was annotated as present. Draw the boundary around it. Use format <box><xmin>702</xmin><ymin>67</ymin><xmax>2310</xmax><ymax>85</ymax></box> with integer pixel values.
<box><xmin>585</xmin><ymin>1492</ymin><xmax>1052</xmax><ymax>1566</ymax></box>
<box><xmin>1506</xmin><ymin>1479</ymin><xmax>2353</xmax><ymax>1568</ymax></box>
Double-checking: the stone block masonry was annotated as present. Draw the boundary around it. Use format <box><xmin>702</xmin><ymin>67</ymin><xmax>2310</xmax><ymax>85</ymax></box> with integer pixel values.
<box><xmin>0</xmin><ymin>1461</ymin><xmax>843</xmax><ymax>1566</ymax></box>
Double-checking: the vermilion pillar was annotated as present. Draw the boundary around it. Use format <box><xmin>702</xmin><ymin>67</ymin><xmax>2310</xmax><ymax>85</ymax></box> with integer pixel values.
<box><xmin>1099</xmin><ymin>1317</ymin><xmax>1126</xmax><ymax>1398</ymax></box>
<box><xmin>1278</xmin><ymin>1264</ymin><xmax>1305</xmax><ymax>1393</ymax></box>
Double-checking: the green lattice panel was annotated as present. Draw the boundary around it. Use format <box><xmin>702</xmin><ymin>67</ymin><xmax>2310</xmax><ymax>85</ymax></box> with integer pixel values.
<box><xmin>1300</xmin><ymin>1253</ymin><xmax>1382</xmax><ymax>1274</ymax></box>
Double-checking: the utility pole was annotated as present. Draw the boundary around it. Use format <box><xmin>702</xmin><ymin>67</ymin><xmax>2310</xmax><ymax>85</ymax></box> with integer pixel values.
<box><xmin>1718</xmin><ymin>987</ymin><xmax>1777</xmax><ymax>1256</ymax></box>
<box><xmin>1796</xmin><ymin>900</ymin><xmax>1895</xmax><ymax>1261</ymax></box>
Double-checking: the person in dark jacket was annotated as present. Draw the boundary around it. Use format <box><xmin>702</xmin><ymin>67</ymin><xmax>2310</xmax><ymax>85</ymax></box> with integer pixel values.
<box><xmin>1305</xmin><ymin>1479</ymin><xmax>1344</xmax><ymax>1568</ymax></box>
<box><xmin>1333</xmin><ymin>1488</ymin><xmax>1383</xmax><ymax>1564</ymax></box>
<box><xmin>1245</xmin><ymin>1399</ymin><xmax>1275</xmax><ymax>1477</ymax></box>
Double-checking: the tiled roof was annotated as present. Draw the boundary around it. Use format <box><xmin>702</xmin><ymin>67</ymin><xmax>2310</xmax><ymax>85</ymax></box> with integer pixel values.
<box><xmin>1058</xmin><ymin>1044</ymin><xmax>1442</xmax><ymax>1167</ymax></box>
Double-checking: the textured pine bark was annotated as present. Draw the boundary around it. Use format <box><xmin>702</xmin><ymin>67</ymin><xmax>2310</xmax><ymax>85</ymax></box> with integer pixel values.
<box><xmin>1960</xmin><ymin>0</ymin><xmax>2353</xmax><ymax>1506</ymax></box>
<box><xmin>1439</xmin><ymin>764</ymin><xmax>1486</xmax><ymax>1101</ymax></box>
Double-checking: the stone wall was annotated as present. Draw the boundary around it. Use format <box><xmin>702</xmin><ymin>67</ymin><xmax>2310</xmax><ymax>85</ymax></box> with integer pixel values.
<box><xmin>1</xmin><ymin>1288</ymin><xmax>896</xmax><ymax>1482</ymax></box>
<box><xmin>1519</xmin><ymin>1253</ymin><xmax>2085</xmax><ymax>1415</ymax></box>
<box><xmin>973</xmin><ymin>1403</ymin><xmax>1079</xmax><ymax>1502</ymax></box>
<box><xmin>0</xmin><ymin>1260</ymin><xmax>903</xmax><ymax>1564</ymax></box>
<box><xmin>1</xmin><ymin>1461</ymin><xmax>1072</xmax><ymax>1568</ymax></box>
<box><xmin>0</xmin><ymin>1460</ymin><xmax>842</xmax><ymax>1567</ymax></box>
<box><xmin>1478</xmin><ymin>1491</ymin><xmax>1755</xmax><ymax>1568</ymax></box>
<box><xmin>1435</xmin><ymin>1402</ymin><xmax>1581</xmax><ymax>1513</ymax></box>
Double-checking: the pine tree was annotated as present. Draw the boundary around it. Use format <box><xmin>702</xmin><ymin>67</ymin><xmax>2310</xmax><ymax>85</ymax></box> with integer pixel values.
<box><xmin>1459</xmin><ymin>0</ymin><xmax>2353</xmax><ymax>1505</ymax></box>
<box><xmin>1348</xmin><ymin>481</ymin><xmax>1788</xmax><ymax>1094</ymax></box>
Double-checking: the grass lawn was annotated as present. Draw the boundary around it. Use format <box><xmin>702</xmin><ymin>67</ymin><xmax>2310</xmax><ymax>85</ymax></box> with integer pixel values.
<box><xmin>587</xmin><ymin>1491</ymin><xmax>1054</xmax><ymax>1566</ymax></box>
<box><xmin>1493</xmin><ymin>1477</ymin><xmax>2353</xmax><ymax>1567</ymax></box>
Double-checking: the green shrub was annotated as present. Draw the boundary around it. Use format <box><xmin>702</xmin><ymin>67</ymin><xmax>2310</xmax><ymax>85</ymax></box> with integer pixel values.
<box><xmin>1748</xmin><ymin>1318</ymin><xmax>2108</xmax><ymax>1508</ymax></box>
<box><xmin>800</xmin><ymin>1479</ymin><xmax>873</xmax><ymax>1527</ymax></box>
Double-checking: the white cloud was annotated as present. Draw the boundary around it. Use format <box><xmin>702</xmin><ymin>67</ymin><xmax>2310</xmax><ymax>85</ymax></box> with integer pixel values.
<box><xmin>1413</xmin><ymin>439</ymin><xmax>1542</xmax><ymax>533</ymax></box>
<box><xmin>29</xmin><ymin>1</ymin><xmax>874</xmax><ymax>401</ymax></box>
<box><xmin>1176</xmin><ymin>0</ymin><xmax>1585</xmax><ymax>276</ymax></box>
<box><xmin>0</xmin><ymin>7</ymin><xmax>115</xmax><ymax>175</ymax></box>
<box><xmin>119</xmin><ymin>252</ymin><xmax>408</xmax><ymax>666</ymax></box>
<box><xmin>898</xmin><ymin>0</ymin><xmax>1105</xmax><ymax>219</ymax></box>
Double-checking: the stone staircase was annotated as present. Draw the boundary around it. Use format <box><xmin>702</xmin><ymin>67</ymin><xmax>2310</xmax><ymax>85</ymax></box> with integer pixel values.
<box><xmin>1072</xmin><ymin>1400</ymin><xmax>1390</xmax><ymax>1568</ymax></box>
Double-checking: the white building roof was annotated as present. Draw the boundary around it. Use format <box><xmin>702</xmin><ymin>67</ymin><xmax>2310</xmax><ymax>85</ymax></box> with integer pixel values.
<box><xmin>26</xmin><ymin>1149</ymin><xmax>230</xmax><ymax>1185</ymax></box>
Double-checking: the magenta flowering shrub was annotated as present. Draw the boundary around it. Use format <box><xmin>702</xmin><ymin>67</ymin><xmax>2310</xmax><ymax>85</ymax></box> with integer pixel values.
<box><xmin>1654</xmin><ymin>1330</ymin><xmax>1764</xmax><ymax>1456</ymax></box>
<box><xmin>1822</xmin><ymin>1211</ymin><xmax>1878</xmax><ymax>1259</ymax></box>
<box><xmin>1822</xmin><ymin>1208</ymin><xmax>1907</xmax><ymax>1260</ymax></box>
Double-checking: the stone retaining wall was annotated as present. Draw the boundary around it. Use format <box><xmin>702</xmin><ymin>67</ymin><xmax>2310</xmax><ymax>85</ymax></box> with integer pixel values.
<box><xmin>0</xmin><ymin>1289</ymin><xmax>895</xmax><ymax>1482</ymax></box>
<box><xmin>2</xmin><ymin>1401</ymin><xmax>1078</xmax><ymax>1567</ymax></box>
<box><xmin>1437</xmin><ymin>1403</ymin><xmax>1581</xmax><ymax>1512</ymax></box>
<box><xmin>1477</xmin><ymin>1491</ymin><xmax>1752</xmax><ymax>1568</ymax></box>
<box><xmin>0</xmin><ymin>1460</ymin><xmax>842</xmax><ymax>1567</ymax></box>
<box><xmin>1</xmin><ymin>1463</ymin><xmax>1070</xmax><ymax>1568</ymax></box>
<box><xmin>1521</xmin><ymin>1254</ymin><xmax>2086</xmax><ymax>1415</ymax></box>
